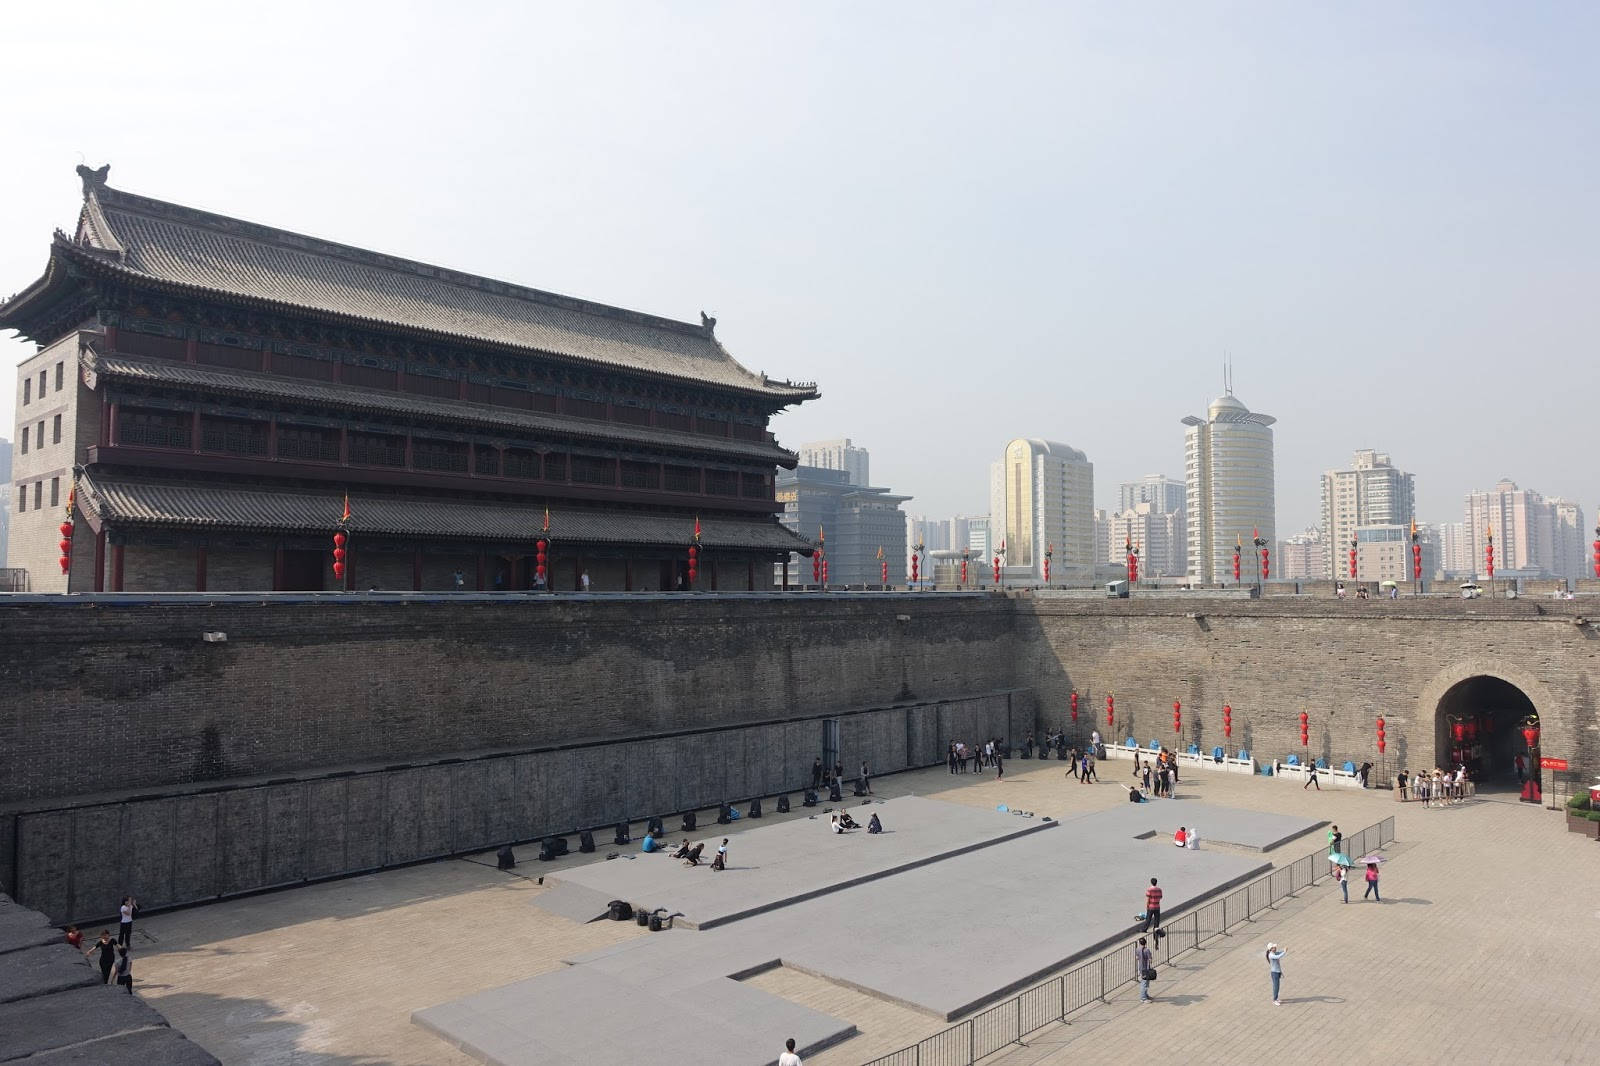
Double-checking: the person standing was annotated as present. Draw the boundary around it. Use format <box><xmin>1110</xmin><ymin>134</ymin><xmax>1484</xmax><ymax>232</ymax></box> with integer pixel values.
<box><xmin>860</xmin><ymin>761</ymin><xmax>873</xmax><ymax>794</ymax></box>
<box><xmin>1303</xmin><ymin>762</ymin><xmax>1321</xmax><ymax>790</ymax></box>
<box><xmin>114</xmin><ymin>945</ymin><xmax>133</xmax><ymax>995</ymax></box>
<box><xmin>1266</xmin><ymin>943</ymin><xmax>1286</xmax><ymax>1004</ymax></box>
<box><xmin>580</xmin><ymin>570</ymin><xmax>591</xmax><ymax>592</ymax></box>
<box><xmin>86</xmin><ymin>930</ymin><xmax>116</xmax><ymax>984</ymax></box>
<box><xmin>1135</xmin><ymin>938</ymin><xmax>1155</xmax><ymax>1002</ymax></box>
<box><xmin>946</xmin><ymin>744</ymin><xmax>957</xmax><ymax>775</ymax></box>
<box><xmin>711</xmin><ymin>839</ymin><xmax>728</xmax><ymax>871</ymax></box>
<box><xmin>812</xmin><ymin>758</ymin><xmax>825</xmax><ymax>789</ymax></box>
<box><xmin>1142</xmin><ymin>877</ymin><xmax>1163</xmax><ymax>935</ymax></box>
<box><xmin>1363</xmin><ymin>862</ymin><xmax>1381</xmax><ymax>901</ymax></box>
<box><xmin>452</xmin><ymin>568</ymin><xmax>465</xmax><ymax>589</ymax></box>
<box><xmin>994</xmin><ymin>749</ymin><xmax>1004</xmax><ymax>780</ymax></box>
<box><xmin>1328</xmin><ymin>825</ymin><xmax>1343</xmax><ymax>875</ymax></box>
<box><xmin>118</xmin><ymin>897</ymin><xmax>136</xmax><ymax>947</ymax></box>
<box><xmin>778</xmin><ymin>1037</ymin><xmax>803</xmax><ymax>1066</ymax></box>
<box><xmin>1358</xmin><ymin>762</ymin><xmax>1373</xmax><ymax>788</ymax></box>
<box><xmin>1333</xmin><ymin>864</ymin><xmax>1349</xmax><ymax>903</ymax></box>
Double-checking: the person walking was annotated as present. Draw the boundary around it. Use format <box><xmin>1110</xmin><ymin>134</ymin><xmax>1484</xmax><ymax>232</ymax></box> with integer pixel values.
<box><xmin>1142</xmin><ymin>877</ymin><xmax>1163</xmax><ymax>936</ymax></box>
<box><xmin>1081</xmin><ymin>751</ymin><xmax>1096</xmax><ymax>783</ymax></box>
<box><xmin>1328</xmin><ymin>825</ymin><xmax>1343</xmax><ymax>875</ymax></box>
<box><xmin>1303</xmin><ymin>762</ymin><xmax>1321</xmax><ymax>790</ymax></box>
<box><xmin>1333</xmin><ymin>864</ymin><xmax>1349</xmax><ymax>903</ymax></box>
<box><xmin>1266</xmin><ymin>943</ymin><xmax>1286</xmax><ymax>1004</ymax></box>
<box><xmin>117</xmin><ymin>897</ymin><xmax>136</xmax><ymax>947</ymax></box>
<box><xmin>778</xmin><ymin>1036</ymin><xmax>803</xmax><ymax>1066</ymax></box>
<box><xmin>86</xmin><ymin>930</ymin><xmax>116</xmax><ymax>984</ymax></box>
<box><xmin>813</xmin><ymin>758</ymin><xmax>825</xmax><ymax>788</ymax></box>
<box><xmin>114</xmin><ymin>945</ymin><xmax>133</xmax><ymax>995</ymax></box>
<box><xmin>1135</xmin><ymin>938</ymin><xmax>1155</xmax><ymax>1002</ymax></box>
<box><xmin>1363</xmin><ymin>862</ymin><xmax>1381</xmax><ymax>901</ymax></box>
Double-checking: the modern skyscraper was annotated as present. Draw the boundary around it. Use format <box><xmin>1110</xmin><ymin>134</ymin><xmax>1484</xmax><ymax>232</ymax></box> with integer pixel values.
<box><xmin>1093</xmin><ymin>509</ymin><xmax>1110</xmax><ymax>567</ymax></box>
<box><xmin>1438</xmin><ymin>521</ymin><xmax>1471</xmax><ymax>575</ymax></box>
<box><xmin>988</xmin><ymin>439</ymin><xmax>1095</xmax><ymax>583</ymax></box>
<box><xmin>1118</xmin><ymin>474</ymin><xmax>1185</xmax><ymax>517</ymax></box>
<box><xmin>1182</xmin><ymin>392</ymin><xmax>1276</xmax><ymax>584</ymax></box>
<box><xmin>797</xmin><ymin>439</ymin><xmax>869</xmax><ymax>486</ymax></box>
<box><xmin>776</xmin><ymin>466</ymin><xmax>909</xmax><ymax>586</ymax></box>
<box><xmin>1320</xmin><ymin>450</ymin><xmax>1415</xmax><ymax>580</ymax></box>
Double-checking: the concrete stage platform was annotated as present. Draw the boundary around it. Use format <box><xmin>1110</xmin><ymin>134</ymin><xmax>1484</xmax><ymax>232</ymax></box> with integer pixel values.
<box><xmin>536</xmin><ymin>795</ymin><xmax>1057</xmax><ymax>928</ymax></box>
<box><xmin>417</xmin><ymin>799</ymin><xmax>1314</xmax><ymax>1064</ymax></box>
<box><xmin>1060</xmin><ymin>799</ymin><xmax>1324</xmax><ymax>852</ymax></box>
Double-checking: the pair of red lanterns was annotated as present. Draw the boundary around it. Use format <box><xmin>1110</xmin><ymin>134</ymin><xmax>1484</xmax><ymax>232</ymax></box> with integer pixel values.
<box><xmin>1299</xmin><ymin>710</ymin><xmax>1310</xmax><ymax>748</ymax></box>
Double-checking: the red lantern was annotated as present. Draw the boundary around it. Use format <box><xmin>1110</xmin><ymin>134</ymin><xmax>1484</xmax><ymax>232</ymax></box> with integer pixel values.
<box><xmin>993</xmin><ymin>556</ymin><xmax>1001</xmax><ymax>585</ymax></box>
<box><xmin>59</xmin><ymin>521</ymin><xmax>74</xmax><ymax>538</ymax></box>
<box><xmin>536</xmin><ymin>538</ymin><xmax>548</xmax><ymax>581</ymax></box>
<box><xmin>1299</xmin><ymin>710</ymin><xmax>1310</xmax><ymax>747</ymax></box>
<box><xmin>1451</xmin><ymin>721</ymin><xmax>1465</xmax><ymax>743</ymax></box>
<box><xmin>58</xmin><ymin>539</ymin><xmax>72</xmax><ymax>554</ymax></box>
<box><xmin>1070</xmin><ymin>690</ymin><xmax>1079</xmax><ymax>723</ymax></box>
<box><xmin>1173</xmin><ymin>699</ymin><xmax>1181</xmax><ymax>735</ymax></box>
<box><xmin>1106</xmin><ymin>694</ymin><xmax>1114</xmax><ymax>728</ymax></box>
<box><xmin>333</xmin><ymin>547</ymin><xmax>346</xmax><ymax>561</ymax></box>
<box><xmin>332</xmin><ymin>561</ymin><xmax>345</xmax><ymax>578</ymax></box>
<box><xmin>1522</xmin><ymin>724</ymin><xmax>1539</xmax><ymax>749</ymax></box>
<box><xmin>911</xmin><ymin>553</ymin><xmax>919</xmax><ymax>584</ymax></box>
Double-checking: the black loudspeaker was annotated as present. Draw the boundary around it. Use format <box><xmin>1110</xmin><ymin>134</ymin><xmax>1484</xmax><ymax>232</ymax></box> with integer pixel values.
<box><xmin>648</xmin><ymin>913</ymin><xmax>664</xmax><ymax>932</ymax></box>
<box><xmin>607</xmin><ymin>900</ymin><xmax>634</xmax><ymax>921</ymax></box>
<box><xmin>613</xmin><ymin>822</ymin><xmax>631</xmax><ymax>845</ymax></box>
<box><xmin>802</xmin><ymin>790</ymin><xmax>818</xmax><ymax>807</ymax></box>
<box><xmin>647</xmin><ymin>817</ymin><xmax>665</xmax><ymax>837</ymax></box>
<box><xmin>717</xmin><ymin>804</ymin><xmax>733</xmax><ymax>825</ymax></box>
<box><xmin>578</xmin><ymin>830</ymin><xmax>595</xmax><ymax>853</ymax></box>
<box><xmin>776</xmin><ymin>795</ymin><xmax>790</xmax><ymax>813</ymax></box>
<box><xmin>636</xmin><ymin>909</ymin><xmax>650</xmax><ymax>926</ymax></box>
<box><xmin>681</xmin><ymin>812</ymin><xmax>697</xmax><ymax>832</ymax></box>
<box><xmin>852</xmin><ymin>778</ymin><xmax>868</xmax><ymax>797</ymax></box>
<box><xmin>496</xmin><ymin>845</ymin><xmax>516</xmax><ymax>870</ymax></box>
<box><xmin>538</xmin><ymin>836</ymin><xmax>568</xmax><ymax>861</ymax></box>
<box><xmin>828</xmin><ymin>781</ymin><xmax>842</xmax><ymax>802</ymax></box>
<box><xmin>748</xmin><ymin>798</ymin><xmax>763</xmax><ymax>818</ymax></box>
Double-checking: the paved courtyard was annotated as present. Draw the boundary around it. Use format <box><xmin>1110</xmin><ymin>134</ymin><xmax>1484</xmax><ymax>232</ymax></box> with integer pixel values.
<box><xmin>129</xmin><ymin>756</ymin><xmax>1597</xmax><ymax>1065</ymax></box>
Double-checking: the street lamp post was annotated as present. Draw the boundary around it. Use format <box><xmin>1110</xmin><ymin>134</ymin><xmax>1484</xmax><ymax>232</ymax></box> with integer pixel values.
<box><xmin>1252</xmin><ymin>529</ymin><xmax>1268</xmax><ymax>596</ymax></box>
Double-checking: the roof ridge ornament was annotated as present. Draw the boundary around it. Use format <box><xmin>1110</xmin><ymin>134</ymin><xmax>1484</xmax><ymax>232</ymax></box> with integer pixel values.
<box><xmin>76</xmin><ymin>163</ymin><xmax>110</xmax><ymax>198</ymax></box>
<box><xmin>700</xmin><ymin>310</ymin><xmax>717</xmax><ymax>336</ymax></box>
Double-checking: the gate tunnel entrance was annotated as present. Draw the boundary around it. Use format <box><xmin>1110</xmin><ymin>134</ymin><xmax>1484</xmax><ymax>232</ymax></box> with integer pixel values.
<box><xmin>1433</xmin><ymin>675</ymin><xmax>1538</xmax><ymax>788</ymax></box>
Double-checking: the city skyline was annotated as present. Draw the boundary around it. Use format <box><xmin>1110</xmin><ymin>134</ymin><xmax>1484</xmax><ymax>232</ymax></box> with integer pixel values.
<box><xmin>2</xmin><ymin>5</ymin><xmax>1598</xmax><ymax>538</ymax></box>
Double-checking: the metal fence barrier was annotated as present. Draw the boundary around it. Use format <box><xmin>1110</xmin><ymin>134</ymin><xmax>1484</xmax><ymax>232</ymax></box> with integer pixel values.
<box><xmin>862</xmin><ymin>816</ymin><xmax>1394</xmax><ymax>1066</ymax></box>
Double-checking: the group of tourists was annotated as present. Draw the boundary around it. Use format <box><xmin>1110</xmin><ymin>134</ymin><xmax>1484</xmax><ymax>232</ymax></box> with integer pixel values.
<box><xmin>1395</xmin><ymin>766</ymin><xmax>1470</xmax><ymax>805</ymax></box>
<box><xmin>947</xmin><ymin>739</ymin><xmax>1006</xmax><ymax>777</ymax></box>
<box><xmin>1126</xmin><ymin>748</ymin><xmax>1178</xmax><ymax>799</ymax></box>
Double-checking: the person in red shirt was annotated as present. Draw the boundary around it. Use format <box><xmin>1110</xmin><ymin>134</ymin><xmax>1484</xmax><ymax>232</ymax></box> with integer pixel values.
<box><xmin>64</xmin><ymin>926</ymin><xmax>83</xmax><ymax>949</ymax></box>
<box><xmin>1142</xmin><ymin>877</ymin><xmax>1164</xmax><ymax>935</ymax></box>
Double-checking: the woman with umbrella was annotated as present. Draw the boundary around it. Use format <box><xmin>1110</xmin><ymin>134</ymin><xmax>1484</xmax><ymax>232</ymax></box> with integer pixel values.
<box><xmin>1361</xmin><ymin>856</ymin><xmax>1384</xmax><ymax>901</ymax></box>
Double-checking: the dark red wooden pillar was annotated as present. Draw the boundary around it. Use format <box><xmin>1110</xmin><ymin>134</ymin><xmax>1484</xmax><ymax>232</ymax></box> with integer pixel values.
<box><xmin>106</xmin><ymin>401</ymin><xmax>119</xmax><ymax>445</ymax></box>
<box><xmin>111</xmin><ymin>544</ymin><xmax>125</xmax><ymax>592</ymax></box>
<box><xmin>94</xmin><ymin>530</ymin><xmax>106</xmax><ymax>592</ymax></box>
<box><xmin>273</xmin><ymin>545</ymin><xmax>285</xmax><ymax>591</ymax></box>
<box><xmin>196</xmin><ymin>544</ymin><xmax>207</xmax><ymax>591</ymax></box>
<box><xmin>267</xmin><ymin>419</ymin><xmax>278</xmax><ymax>458</ymax></box>
<box><xmin>412</xmin><ymin>548</ymin><xmax>423</xmax><ymax>591</ymax></box>
<box><xmin>191</xmin><ymin>411</ymin><xmax>202</xmax><ymax>453</ymax></box>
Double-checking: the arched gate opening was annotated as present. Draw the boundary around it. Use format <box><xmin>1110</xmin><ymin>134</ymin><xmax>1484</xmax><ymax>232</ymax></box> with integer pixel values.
<box><xmin>1433</xmin><ymin>675</ymin><xmax>1539</xmax><ymax>796</ymax></box>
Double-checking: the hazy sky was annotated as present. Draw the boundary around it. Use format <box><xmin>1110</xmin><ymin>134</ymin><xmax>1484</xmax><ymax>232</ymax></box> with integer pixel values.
<box><xmin>3</xmin><ymin>2</ymin><xmax>1597</xmax><ymax>531</ymax></box>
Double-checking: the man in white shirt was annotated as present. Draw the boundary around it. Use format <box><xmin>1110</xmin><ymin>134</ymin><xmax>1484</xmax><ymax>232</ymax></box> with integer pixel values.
<box><xmin>778</xmin><ymin>1037</ymin><xmax>803</xmax><ymax>1066</ymax></box>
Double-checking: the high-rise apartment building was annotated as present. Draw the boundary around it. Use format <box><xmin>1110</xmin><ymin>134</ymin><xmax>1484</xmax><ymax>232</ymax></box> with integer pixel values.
<box><xmin>1182</xmin><ymin>392</ymin><xmax>1276</xmax><ymax>584</ymax></box>
<box><xmin>0</xmin><ymin>435</ymin><xmax>11</xmax><ymax>567</ymax></box>
<box><xmin>1353</xmin><ymin>524</ymin><xmax>1437</xmax><ymax>584</ymax></box>
<box><xmin>1109</xmin><ymin>502</ymin><xmax>1187</xmax><ymax>578</ymax></box>
<box><xmin>1276</xmin><ymin>527</ymin><xmax>1327</xmax><ymax>581</ymax></box>
<box><xmin>1438</xmin><ymin>521</ymin><xmax>1471</xmax><ymax>576</ymax></box>
<box><xmin>798</xmin><ymin>439</ymin><xmax>869</xmax><ymax>486</ymax></box>
<box><xmin>1550</xmin><ymin>498</ymin><xmax>1588</xmax><ymax>580</ymax></box>
<box><xmin>1320</xmin><ymin>450</ymin><xmax>1415</xmax><ymax>580</ymax></box>
<box><xmin>1465</xmin><ymin>480</ymin><xmax>1567</xmax><ymax>577</ymax></box>
<box><xmin>1118</xmin><ymin>474</ymin><xmax>1185</xmax><ymax>517</ymax></box>
<box><xmin>988</xmin><ymin>439</ymin><xmax>1095</xmax><ymax>583</ymax></box>
<box><xmin>1093</xmin><ymin>509</ymin><xmax>1110</xmax><ymax>566</ymax></box>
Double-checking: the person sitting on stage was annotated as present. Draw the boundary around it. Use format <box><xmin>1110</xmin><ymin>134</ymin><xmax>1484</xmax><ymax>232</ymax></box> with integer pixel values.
<box><xmin>681</xmin><ymin>842</ymin><xmax>704</xmax><ymax>866</ymax></box>
<box><xmin>838</xmin><ymin>811</ymin><xmax>860</xmax><ymax>830</ymax></box>
<box><xmin>670</xmin><ymin>840</ymin><xmax>692</xmax><ymax>859</ymax></box>
<box><xmin>1173</xmin><ymin>826</ymin><xmax>1188</xmax><ymax>847</ymax></box>
<box><xmin>641</xmin><ymin>831</ymin><xmax>663</xmax><ymax>853</ymax></box>
<box><xmin>867</xmin><ymin>813</ymin><xmax>883</xmax><ymax>833</ymax></box>
<box><xmin>1126</xmin><ymin>785</ymin><xmax>1146</xmax><ymax>803</ymax></box>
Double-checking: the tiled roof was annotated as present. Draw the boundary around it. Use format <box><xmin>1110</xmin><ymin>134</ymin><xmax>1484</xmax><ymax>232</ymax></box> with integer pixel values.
<box><xmin>87</xmin><ymin>349</ymin><xmax>795</xmax><ymax>465</ymax></box>
<box><xmin>80</xmin><ymin>474</ymin><xmax>812</xmax><ymax>552</ymax></box>
<box><xmin>32</xmin><ymin>171</ymin><xmax>818</xmax><ymax>400</ymax></box>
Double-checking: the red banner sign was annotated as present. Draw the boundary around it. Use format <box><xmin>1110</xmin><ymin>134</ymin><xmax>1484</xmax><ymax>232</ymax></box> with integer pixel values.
<box><xmin>1539</xmin><ymin>756</ymin><xmax>1568</xmax><ymax>771</ymax></box>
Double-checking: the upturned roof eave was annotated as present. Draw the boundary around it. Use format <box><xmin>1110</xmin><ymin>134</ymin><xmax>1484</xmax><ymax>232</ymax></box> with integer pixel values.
<box><xmin>55</xmin><ymin>241</ymin><xmax>818</xmax><ymax>406</ymax></box>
